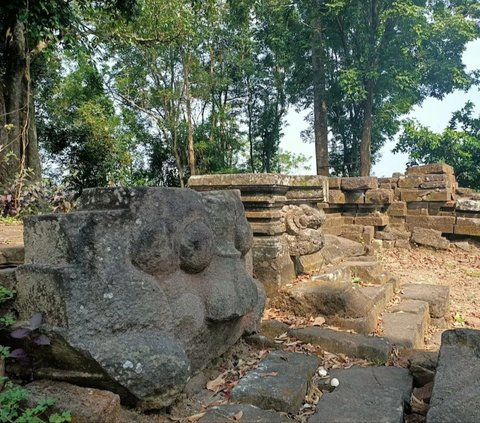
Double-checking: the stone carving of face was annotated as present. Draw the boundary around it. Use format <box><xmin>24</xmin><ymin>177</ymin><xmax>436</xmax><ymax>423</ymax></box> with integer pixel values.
<box><xmin>16</xmin><ymin>188</ymin><xmax>261</xmax><ymax>409</ymax></box>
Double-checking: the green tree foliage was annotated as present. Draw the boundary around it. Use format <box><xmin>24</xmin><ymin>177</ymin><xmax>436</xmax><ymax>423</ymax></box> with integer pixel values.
<box><xmin>395</xmin><ymin>101</ymin><xmax>480</xmax><ymax>190</ymax></box>
<box><xmin>293</xmin><ymin>0</ymin><xmax>480</xmax><ymax>176</ymax></box>
<box><xmin>0</xmin><ymin>0</ymin><xmax>137</xmax><ymax>192</ymax></box>
<box><xmin>3</xmin><ymin>0</ymin><xmax>480</xmax><ymax>193</ymax></box>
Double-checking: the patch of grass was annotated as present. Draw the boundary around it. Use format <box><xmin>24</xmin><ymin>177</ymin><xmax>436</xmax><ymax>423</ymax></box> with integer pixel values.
<box><xmin>0</xmin><ymin>216</ymin><xmax>22</xmax><ymax>225</ymax></box>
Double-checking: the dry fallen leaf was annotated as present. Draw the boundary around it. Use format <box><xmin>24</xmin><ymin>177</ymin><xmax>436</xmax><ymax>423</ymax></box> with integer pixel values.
<box><xmin>312</xmin><ymin>316</ymin><xmax>326</xmax><ymax>326</ymax></box>
<box><xmin>206</xmin><ymin>371</ymin><xmax>228</xmax><ymax>392</ymax></box>
<box><xmin>232</xmin><ymin>410</ymin><xmax>244</xmax><ymax>421</ymax></box>
<box><xmin>187</xmin><ymin>412</ymin><xmax>207</xmax><ymax>422</ymax></box>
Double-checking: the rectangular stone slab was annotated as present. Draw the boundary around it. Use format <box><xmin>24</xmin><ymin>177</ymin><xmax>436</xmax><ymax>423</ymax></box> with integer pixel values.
<box><xmin>383</xmin><ymin>300</ymin><xmax>430</xmax><ymax>349</ymax></box>
<box><xmin>231</xmin><ymin>351</ymin><xmax>319</xmax><ymax>414</ymax></box>
<box><xmin>290</xmin><ymin>326</ymin><xmax>391</xmax><ymax>363</ymax></box>
<box><xmin>427</xmin><ymin>329</ymin><xmax>480</xmax><ymax>423</ymax></box>
<box><xmin>311</xmin><ymin>366</ymin><xmax>412</xmax><ymax>423</ymax></box>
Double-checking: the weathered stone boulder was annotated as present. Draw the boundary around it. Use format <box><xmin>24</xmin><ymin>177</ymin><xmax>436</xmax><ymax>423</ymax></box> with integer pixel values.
<box><xmin>15</xmin><ymin>187</ymin><xmax>261</xmax><ymax>408</ymax></box>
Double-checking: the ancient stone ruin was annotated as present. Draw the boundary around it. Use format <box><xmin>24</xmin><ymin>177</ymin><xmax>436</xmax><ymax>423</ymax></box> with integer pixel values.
<box><xmin>189</xmin><ymin>174</ymin><xmax>330</xmax><ymax>296</ymax></box>
<box><xmin>14</xmin><ymin>187</ymin><xmax>264</xmax><ymax>408</ymax></box>
<box><xmin>190</xmin><ymin>163</ymin><xmax>480</xmax><ymax>297</ymax></box>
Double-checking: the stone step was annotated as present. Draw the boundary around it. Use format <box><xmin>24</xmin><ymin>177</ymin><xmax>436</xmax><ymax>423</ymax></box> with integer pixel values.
<box><xmin>310</xmin><ymin>366</ymin><xmax>413</xmax><ymax>423</ymax></box>
<box><xmin>399</xmin><ymin>283</ymin><xmax>450</xmax><ymax>327</ymax></box>
<box><xmin>382</xmin><ymin>300</ymin><xmax>430</xmax><ymax>349</ymax></box>
<box><xmin>230</xmin><ymin>351</ymin><xmax>319</xmax><ymax>414</ymax></box>
<box><xmin>275</xmin><ymin>273</ymin><xmax>393</xmax><ymax>335</ymax></box>
<box><xmin>289</xmin><ymin>326</ymin><xmax>391</xmax><ymax>363</ymax></box>
<box><xmin>427</xmin><ymin>329</ymin><xmax>480</xmax><ymax>423</ymax></box>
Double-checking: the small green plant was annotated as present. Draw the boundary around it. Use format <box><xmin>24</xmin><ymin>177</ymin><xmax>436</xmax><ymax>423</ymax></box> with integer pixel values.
<box><xmin>454</xmin><ymin>312</ymin><xmax>466</xmax><ymax>325</ymax></box>
<box><xmin>0</xmin><ymin>382</ymin><xmax>72</xmax><ymax>423</ymax></box>
<box><xmin>351</xmin><ymin>276</ymin><xmax>362</xmax><ymax>284</ymax></box>
<box><xmin>0</xmin><ymin>286</ymin><xmax>70</xmax><ymax>422</ymax></box>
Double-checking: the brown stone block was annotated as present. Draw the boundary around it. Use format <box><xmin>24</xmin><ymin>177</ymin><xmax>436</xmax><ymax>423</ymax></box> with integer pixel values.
<box><xmin>242</xmin><ymin>195</ymin><xmax>287</xmax><ymax>207</ymax></box>
<box><xmin>379</xmin><ymin>183</ymin><xmax>393</xmax><ymax>189</ymax></box>
<box><xmin>389</xmin><ymin>216</ymin><xmax>406</xmax><ymax>224</ymax></box>
<box><xmin>455</xmin><ymin>216</ymin><xmax>480</xmax><ymax>231</ymax></box>
<box><xmin>424</xmin><ymin>190</ymin><xmax>452</xmax><ymax>201</ymax></box>
<box><xmin>378</xmin><ymin>177</ymin><xmax>399</xmax><ymax>187</ymax></box>
<box><xmin>328</xmin><ymin>177</ymin><xmax>342</xmax><ymax>189</ymax></box>
<box><xmin>323</xmin><ymin>216</ymin><xmax>347</xmax><ymax>228</ymax></box>
<box><xmin>328</xmin><ymin>189</ymin><xmax>346</xmax><ymax>204</ymax></box>
<box><xmin>341</xmin><ymin>177</ymin><xmax>378</xmax><ymax>191</ymax></box>
<box><xmin>286</xmin><ymin>189</ymin><xmax>326</xmax><ymax>201</ymax></box>
<box><xmin>420</xmin><ymin>180</ymin><xmax>448</xmax><ymax>189</ymax></box>
<box><xmin>250</xmin><ymin>221</ymin><xmax>286</xmax><ymax>235</ymax></box>
<box><xmin>365</xmin><ymin>189</ymin><xmax>394</xmax><ymax>204</ymax></box>
<box><xmin>345</xmin><ymin>191</ymin><xmax>365</xmax><ymax>204</ymax></box>
<box><xmin>454</xmin><ymin>225</ymin><xmax>480</xmax><ymax>236</ymax></box>
<box><xmin>406</xmin><ymin>215</ymin><xmax>455</xmax><ymax>233</ymax></box>
<box><xmin>398</xmin><ymin>176</ymin><xmax>423</xmax><ymax>188</ymax></box>
<box><xmin>387</xmin><ymin>201</ymin><xmax>407</xmax><ymax>217</ymax></box>
<box><xmin>400</xmin><ymin>189</ymin><xmax>451</xmax><ymax>202</ymax></box>
<box><xmin>355</xmin><ymin>215</ymin><xmax>389</xmax><ymax>226</ymax></box>
<box><xmin>362</xmin><ymin>226</ymin><xmax>375</xmax><ymax>244</ymax></box>
<box><xmin>245</xmin><ymin>210</ymin><xmax>282</xmax><ymax>220</ymax></box>
<box><xmin>406</xmin><ymin>163</ymin><xmax>454</xmax><ymax>175</ymax></box>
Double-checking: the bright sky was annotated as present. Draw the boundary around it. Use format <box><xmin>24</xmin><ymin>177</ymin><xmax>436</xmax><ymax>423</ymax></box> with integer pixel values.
<box><xmin>281</xmin><ymin>39</ymin><xmax>480</xmax><ymax>177</ymax></box>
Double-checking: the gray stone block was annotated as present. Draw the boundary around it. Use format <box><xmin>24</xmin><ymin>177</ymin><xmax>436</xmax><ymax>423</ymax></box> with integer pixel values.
<box><xmin>231</xmin><ymin>351</ymin><xmax>319</xmax><ymax>414</ymax></box>
<box><xmin>383</xmin><ymin>300</ymin><xmax>430</xmax><ymax>349</ymax></box>
<box><xmin>400</xmin><ymin>283</ymin><xmax>449</xmax><ymax>318</ymax></box>
<box><xmin>427</xmin><ymin>329</ymin><xmax>480</xmax><ymax>423</ymax></box>
<box><xmin>290</xmin><ymin>326</ymin><xmax>391</xmax><ymax>363</ymax></box>
<box><xmin>311</xmin><ymin>366</ymin><xmax>412</xmax><ymax>423</ymax></box>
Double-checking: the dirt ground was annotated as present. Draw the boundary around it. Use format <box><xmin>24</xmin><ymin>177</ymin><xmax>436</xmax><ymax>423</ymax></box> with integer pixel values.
<box><xmin>380</xmin><ymin>240</ymin><xmax>480</xmax><ymax>332</ymax></box>
<box><xmin>0</xmin><ymin>223</ymin><xmax>24</xmax><ymax>247</ymax></box>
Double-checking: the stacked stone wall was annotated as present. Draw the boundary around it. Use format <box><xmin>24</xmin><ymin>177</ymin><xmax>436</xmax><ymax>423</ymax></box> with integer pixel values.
<box><xmin>325</xmin><ymin>163</ymin><xmax>480</xmax><ymax>247</ymax></box>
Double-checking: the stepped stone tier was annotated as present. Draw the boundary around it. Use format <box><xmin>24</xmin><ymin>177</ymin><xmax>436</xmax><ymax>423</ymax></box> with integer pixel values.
<box><xmin>190</xmin><ymin>164</ymin><xmax>480</xmax><ymax>295</ymax></box>
<box><xmin>15</xmin><ymin>187</ymin><xmax>263</xmax><ymax>409</ymax></box>
<box><xmin>189</xmin><ymin>174</ymin><xmax>329</xmax><ymax>296</ymax></box>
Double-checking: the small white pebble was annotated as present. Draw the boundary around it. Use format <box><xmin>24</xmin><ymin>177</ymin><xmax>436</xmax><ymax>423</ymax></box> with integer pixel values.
<box><xmin>330</xmin><ymin>378</ymin><xmax>340</xmax><ymax>387</ymax></box>
<box><xmin>318</xmin><ymin>368</ymin><xmax>328</xmax><ymax>377</ymax></box>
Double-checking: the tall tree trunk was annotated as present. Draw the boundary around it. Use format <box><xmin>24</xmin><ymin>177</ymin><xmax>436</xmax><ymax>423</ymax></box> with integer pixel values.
<box><xmin>183</xmin><ymin>55</ymin><xmax>195</xmax><ymax>176</ymax></box>
<box><xmin>360</xmin><ymin>82</ymin><xmax>373</xmax><ymax>176</ymax></box>
<box><xmin>359</xmin><ymin>0</ymin><xmax>377</xmax><ymax>177</ymax></box>
<box><xmin>311</xmin><ymin>3</ymin><xmax>329</xmax><ymax>176</ymax></box>
<box><xmin>0</xmin><ymin>20</ymin><xmax>41</xmax><ymax>189</ymax></box>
